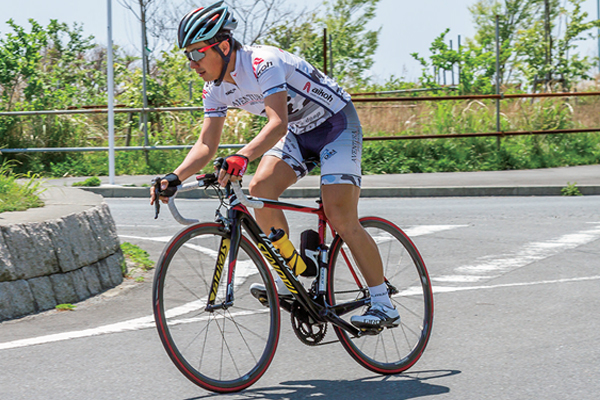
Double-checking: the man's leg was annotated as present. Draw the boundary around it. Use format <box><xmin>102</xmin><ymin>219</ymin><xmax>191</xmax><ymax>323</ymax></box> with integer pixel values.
<box><xmin>322</xmin><ymin>183</ymin><xmax>399</xmax><ymax>329</ymax></box>
<box><xmin>321</xmin><ymin>183</ymin><xmax>384</xmax><ymax>287</ymax></box>
<box><xmin>248</xmin><ymin>155</ymin><xmax>297</xmax><ymax>235</ymax></box>
<box><xmin>248</xmin><ymin>155</ymin><xmax>298</xmax><ymax>300</ymax></box>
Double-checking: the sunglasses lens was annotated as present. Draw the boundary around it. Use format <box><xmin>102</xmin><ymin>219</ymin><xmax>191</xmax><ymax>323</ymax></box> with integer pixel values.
<box><xmin>185</xmin><ymin>50</ymin><xmax>205</xmax><ymax>62</ymax></box>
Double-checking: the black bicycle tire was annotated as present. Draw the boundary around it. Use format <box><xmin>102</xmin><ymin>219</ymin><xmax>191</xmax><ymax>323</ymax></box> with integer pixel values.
<box><xmin>152</xmin><ymin>222</ymin><xmax>280</xmax><ymax>393</ymax></box>
<box><xmin>327</xmin><ymin>217</ymin><xmax>434</xmax><ymax>374</ymax></box>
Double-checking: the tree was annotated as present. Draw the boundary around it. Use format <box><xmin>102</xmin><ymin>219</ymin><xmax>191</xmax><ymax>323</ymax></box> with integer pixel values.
<box><xmin>0</xmin><ymin>18</ymin><xmax>99</xmax><ymax>111</ymax></box>
<box><xmin>413</xmin><ymin>0</ymin><xmax>600</xmax><ymax>93</ymax></box>
<box><xmin>515</xmin><ymin>0</ymin><xmax>600</xmax><ymax>90</ymax></box>
<box><xmin>228</xmin><ymin>0</ymin><xmax>299</xmax><ymax>45</ymax></box>
<box><xmin>469</xmin><ymin>0</ymin><xmax>542</xmax><ymax>86</ymax></box>
<box><xmin>261</xmin><ymin>0</ymin><xmax>381</xmax><ymax>89</ymax></box>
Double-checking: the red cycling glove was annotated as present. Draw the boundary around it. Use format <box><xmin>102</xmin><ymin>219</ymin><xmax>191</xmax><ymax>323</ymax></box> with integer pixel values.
<box><xmin>222</xmin><ymin>154</ymin><xmax>249</xmax><ymax>177</ymax></box>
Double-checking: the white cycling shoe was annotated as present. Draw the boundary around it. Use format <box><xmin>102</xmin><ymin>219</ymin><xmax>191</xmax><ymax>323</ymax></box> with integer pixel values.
<box><xmin>350</xmin><ymin>302</ymin><xmax>400</xmax><ymax>330</ymax></box>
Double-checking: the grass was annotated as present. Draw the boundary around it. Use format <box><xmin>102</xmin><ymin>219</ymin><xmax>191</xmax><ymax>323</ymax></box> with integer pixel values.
<box><xmin>3</xmin><ymin>96</ymin><xmax>600</xmax><ymax>177</ymax></box>
<box><xmin>562</xmin><ymin>182</ymin><xmax>583</xmax><ymax>196</ymax></box>
<box><xmin>0</xmin><ymin>160</ymin><xmax>45</xmax><ymax>213</ymax></box>
<box><xmin>55</xmin><ymin>303</ymin><xmax>76</xmax><ymax>311</ymax></box>
<box><xmin>72</xmin><ymin>176</ymin><xmax>102</xmax><ymax>187</ymax></box>
<box><xmin>120</xmin><ymin>242</ymin><xmax>154</xmax><ymax>278</ymax></box>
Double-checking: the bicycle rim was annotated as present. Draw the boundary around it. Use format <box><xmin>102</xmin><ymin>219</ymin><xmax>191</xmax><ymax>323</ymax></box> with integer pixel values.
<box><xmin>153</xmin><ymin>223</ymin><xmax>280</xmax><ymax>393</ymax></box>
<box><xmin>327</xmin><ymin>217</ymin><xmax>433</xmax><ymax>374</ymax></box>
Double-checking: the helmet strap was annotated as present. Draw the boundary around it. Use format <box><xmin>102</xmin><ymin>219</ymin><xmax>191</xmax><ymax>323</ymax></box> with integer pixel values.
<box><xmin>212</xmin><ymin>37</ymin><xmax>232</xmax><ymax>87</ymax></box>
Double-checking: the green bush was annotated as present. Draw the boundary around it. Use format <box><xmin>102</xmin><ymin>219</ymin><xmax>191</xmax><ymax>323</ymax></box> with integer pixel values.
<box><xmin>72</xmin><ymin>176</ymin><xmax>102</xmax><ymax>187</ymax></box>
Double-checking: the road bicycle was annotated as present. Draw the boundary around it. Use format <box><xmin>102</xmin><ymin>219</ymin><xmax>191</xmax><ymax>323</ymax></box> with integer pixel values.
<box><xmin>151</xmin><ymin>164</ymin><xmax>434</xmax><ymax>393</ymax></box>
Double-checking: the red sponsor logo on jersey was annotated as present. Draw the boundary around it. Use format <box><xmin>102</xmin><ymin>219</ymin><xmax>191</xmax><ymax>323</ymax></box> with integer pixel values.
<box><xmin>252</xmin><ymin>57</ymin><xmax>264</xmax><ymax>77</ymax></box>
<box><xmin>202</xmin><ymin>89</ymin><xmax>208</xmax><ymax>99</ymax></box>
<box><xmin>303</xmin><ymin>82</ymin><xmax>311</xmax><ymax>93</ymax></box>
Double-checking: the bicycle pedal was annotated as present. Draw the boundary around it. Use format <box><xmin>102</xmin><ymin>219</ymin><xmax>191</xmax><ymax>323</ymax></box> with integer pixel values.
<box><xmin>250</xmin><ymin>286</ymin><xmax>270</xmax><ymax>307</ymax></box>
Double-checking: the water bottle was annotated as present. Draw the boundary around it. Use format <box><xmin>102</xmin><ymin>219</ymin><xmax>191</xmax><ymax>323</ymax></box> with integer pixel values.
<box><xmin>268</xmin><ymin>228</ymin><xmax>307</xmax><ymax>276</ymax></box>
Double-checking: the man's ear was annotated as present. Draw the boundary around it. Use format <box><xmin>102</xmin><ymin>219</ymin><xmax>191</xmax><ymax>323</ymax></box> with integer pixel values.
<box><xmin>220</xmin><ymin>40</ymin><xmax>231</xmax><ymax>56</ymax></box>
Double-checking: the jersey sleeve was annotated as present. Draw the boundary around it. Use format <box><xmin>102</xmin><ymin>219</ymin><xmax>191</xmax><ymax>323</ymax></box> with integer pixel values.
<box><xmin>202</xmin><ymin>84</ymin><xmax>228</xmax><ymax>118</ymax></box>
<box><xmin>251</xmin><ymin>49</ymin><xmax>288</xmax><ymax>98</ymax></box>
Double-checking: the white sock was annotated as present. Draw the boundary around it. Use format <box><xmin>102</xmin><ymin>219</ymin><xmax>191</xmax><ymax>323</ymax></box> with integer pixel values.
<box><xmin>368</xmin><ymin>283</ymin><xmax>393</xmax><ymax>308</ymax></box>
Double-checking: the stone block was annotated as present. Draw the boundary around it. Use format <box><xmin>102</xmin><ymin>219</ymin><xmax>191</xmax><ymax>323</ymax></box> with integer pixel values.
<box><xmin>0</xmin><ymin>233</ymin><xmax>17</xmax><ymax>282</ymax></box>
<box><xmin>105</xmin><ymin>252</ymin><xmax>125</xmax><ymax>287</ymax></box>
<box><xmin>0</xmin><ymin>282</ymin><xmax>12</xmax><ymax>320</ymax></box>
<box><xmin>50</xmin><ymin>273</ymin><xmax>78</xmax><ymax>305</ymax></box>
<box><xmin>0</xmin><ymin>280</ymin><xmax>36</xmax><ymax>321</ymax></box>
<box><xmin>28</xmin><ymin>276</ymin><xmax>57</xmax><ymax>312</ymax></box>
<box><xmin>1</xmin><ymin>223</ymin><xmax>60</xmax><ymax>280</ymax></box>
<box><xmin>96</xmin><ymin>258</ymin><xmax>114</xmax><ymax>290</ymax></box>
<box><xmin>84</xmin><ymin>204</ymin><xmax>121</xmax><ymax>260</ymax></box>
<box><xmin>82</xmin><ymin>265</ymin><xmax>102</xmax><ymax>296</ymax></box>
<box><xmin>52</xmin><ymin>213</ymin><xmax>97</xmax><ymax>273</ymax></box>
<box><xmin>70</xmin><ymin>269</ymin><xmax>91</xmax><ymax>301</ymax></box>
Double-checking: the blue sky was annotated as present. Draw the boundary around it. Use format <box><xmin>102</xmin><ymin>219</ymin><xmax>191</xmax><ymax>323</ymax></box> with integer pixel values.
<box><xmin>1</xmin><ymin>0</ymin><xmax>599</xmax><ymax>82</ymax></box>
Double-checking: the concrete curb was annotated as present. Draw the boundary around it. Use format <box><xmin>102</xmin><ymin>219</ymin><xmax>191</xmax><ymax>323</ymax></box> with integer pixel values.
<box><xmin>78</xmin><ymin>185</ymin><xmax>600</xmax><ymax>198</ymax></box>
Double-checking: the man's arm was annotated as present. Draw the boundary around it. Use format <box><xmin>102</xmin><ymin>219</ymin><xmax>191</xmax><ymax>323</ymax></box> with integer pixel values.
<box><xmin>238</xmin><ymin>90</ymin><xmax>288</xmax><ymax>161</ymax></box>
<box><xmin>151</xmin><ymin>116</ymin><xmax>225</xmax><ymax>205</ymax></box>
<box><xmin>174</xmin><ymin>116</ymin><xmax>226</xmax><ymax>181</ymax></box>
<box><xmin>217</xmin><ymin>90</ymin><xmax>288</xmax><ymax>186</ymax></box>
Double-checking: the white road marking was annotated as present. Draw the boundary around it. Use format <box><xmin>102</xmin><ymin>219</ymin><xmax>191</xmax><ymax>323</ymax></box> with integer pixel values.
<box><xmin>0</xmin><ymin>309</ymin><xmax>267</xmax><ymax>351</ymax></box>
<box><xmin>120</xmin><ymin>234</ymin><xmax>257</xmax><ymax>289</ymax></box>
<box><xmin>404</xmin><ymin>225</ymin><xmax>469</xmax><ymax>237</ymax></box>
<box><xmin>7</xmin><ymin>224</ymin><xmax>594</xmax><ymax>351</ymax></box>
<box><xmin>432</xmin><ymin>225</ymin><xmax>600</xmax><ymax>283</ymax></box>
<box><xmin>120</xmin><ymin>234</ymin><xmax>172</xmax><ymax>243</ymax></box>
<box><xmin>3</xmin><ymin>275</ymin><xmax>598</xmax><ymax>351</ymax></box>
<box><xmin>432</xmin><ymin>275</ymin><xmax>600</xmax><ymax>294</ymax></box>
<box><xmin>0</xmin><ymin>315</ymin><xmax>155</xmax><ymax>351</ymax></box>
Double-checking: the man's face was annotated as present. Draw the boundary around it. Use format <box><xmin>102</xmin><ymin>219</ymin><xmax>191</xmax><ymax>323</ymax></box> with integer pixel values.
<box><xmin>185</xmin><ymin>41</ymin><xmax>225</xmax><ymax>82</ymax></box>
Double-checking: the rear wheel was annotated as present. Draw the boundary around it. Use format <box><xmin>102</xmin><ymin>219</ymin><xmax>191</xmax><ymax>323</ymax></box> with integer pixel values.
<box><xmin>153</xmin><ymin>223</ymin><xmax>280</xmax><ymax>393</ymax></box>
<box><xmin>327</xmin><ymin>217</ymin><xmax>433</xmax><ymax>374</ymax></box>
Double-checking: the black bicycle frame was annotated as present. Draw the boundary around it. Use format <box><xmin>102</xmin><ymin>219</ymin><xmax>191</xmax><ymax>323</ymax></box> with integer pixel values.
<box><xmin>207</xmin><ymin>193</ymin><xmax>371</xmax><ymax>337</ymax></box>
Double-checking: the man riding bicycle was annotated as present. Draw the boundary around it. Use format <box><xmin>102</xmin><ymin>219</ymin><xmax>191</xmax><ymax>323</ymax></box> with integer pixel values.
<box><xmin>150</xmin><ymin>0</ymin><xmax>399</xmax><ymax>329</ymax></box>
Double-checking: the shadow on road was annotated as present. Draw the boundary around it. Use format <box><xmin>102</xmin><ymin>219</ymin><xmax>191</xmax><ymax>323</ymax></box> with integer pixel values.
<box><xmin>185</xmin><ymin>369</ymin><xmax>460</xmax><ymax>400</ymax></box>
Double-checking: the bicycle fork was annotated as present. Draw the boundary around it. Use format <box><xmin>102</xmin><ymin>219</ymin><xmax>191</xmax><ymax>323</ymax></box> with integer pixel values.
<box><xmin>204</xmin><ymin>217</ymin><xmax>245</xmax><ymax>312</ymax></box>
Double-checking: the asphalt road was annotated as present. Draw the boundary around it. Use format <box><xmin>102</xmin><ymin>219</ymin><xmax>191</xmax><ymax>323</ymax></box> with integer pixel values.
<box><xmin>1</xmin><ymin>196</ymin><xmax>599</xmax><ymax>400</ymax></box>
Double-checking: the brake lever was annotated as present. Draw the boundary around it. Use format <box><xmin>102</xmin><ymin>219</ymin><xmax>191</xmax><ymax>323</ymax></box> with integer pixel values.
<box><xmin>152</xmin><ymin>177</ymin><xmax>161</xmax><ymax>219</ymax></box>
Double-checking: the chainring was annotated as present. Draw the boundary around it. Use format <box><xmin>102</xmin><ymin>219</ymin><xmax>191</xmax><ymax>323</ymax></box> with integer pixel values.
<box><xmin>290</xmin><ymin>301</ymin><xmax>327</xmax><ymax>346</ymax></box>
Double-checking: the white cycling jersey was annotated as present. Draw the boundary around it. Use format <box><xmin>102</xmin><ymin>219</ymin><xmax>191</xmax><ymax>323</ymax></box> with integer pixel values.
<box><xmin>202</xmin><ymin>44</ymin><xmax>351</xmax><ymax>134</ymax></box>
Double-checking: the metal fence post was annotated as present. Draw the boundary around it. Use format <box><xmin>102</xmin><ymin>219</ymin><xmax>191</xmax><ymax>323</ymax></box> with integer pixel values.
<box><xmin>323</xmin><ymin>28</ymin><xmax>328</xmax><ymax>76</ymax></box>
<box><xmin>329</xmin><ymin>34</ymin><xmax>334</xmax><ymax>78</ymax></box>
<box><xmin>141</xmin><ymin>10</ymin><xmax>150</xmax><ymax>164</ymax></box>
<box><xmin>458</xmin><ymin>35</ymin><xmax>462</xmax><ymax>87</ymax></box>
<box><xmin>495</xmin><ymin>14</ymin><xmax>501</xmax><ymax>150</ymax></box>
<box><xmin>107</xmin><ymin>0</ymin><xmax>115</xmax><ymax>185</ymax></box>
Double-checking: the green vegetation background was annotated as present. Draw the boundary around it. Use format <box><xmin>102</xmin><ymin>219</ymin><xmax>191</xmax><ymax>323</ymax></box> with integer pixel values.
<box><xmin>1</xmin><ymin>0</ymin><xmax>600</xmax><ymax>179</ymax></box>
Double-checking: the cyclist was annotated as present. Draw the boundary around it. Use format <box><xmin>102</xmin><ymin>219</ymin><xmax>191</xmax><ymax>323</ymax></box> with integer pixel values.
<box><xmin>150</xmin><ymin>0</ymin><xmax>399</xmax><ymax>329</ymax></box>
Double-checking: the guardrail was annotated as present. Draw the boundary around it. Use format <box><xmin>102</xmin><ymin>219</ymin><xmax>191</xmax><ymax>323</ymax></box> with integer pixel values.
<box><xmin>1</xmin><ymin>90</ymin><xmax>599</xmax><ymax>154</ymax></box>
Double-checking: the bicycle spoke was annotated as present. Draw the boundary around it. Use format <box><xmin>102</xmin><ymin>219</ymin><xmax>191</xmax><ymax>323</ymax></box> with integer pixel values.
<box><xmin>328</xmin><ymin>218</ymin><xmax>433</xmax><ymax>373</ymax></box>
<box><xmin>153</xmin><ymin>224</ymin><xmax>280</xmax><ymax>392</ymax></box>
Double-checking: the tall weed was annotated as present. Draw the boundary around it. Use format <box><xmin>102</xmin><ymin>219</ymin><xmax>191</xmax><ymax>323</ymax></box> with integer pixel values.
<box><xmin>2</xmin><ymin>95</ymin><xmax>599</xmax><ymax>177</ymax></box>
<box><xmin>0</xmin><ymin>160</ymin><xmax>45</xmax><ymax>213</ymax></box>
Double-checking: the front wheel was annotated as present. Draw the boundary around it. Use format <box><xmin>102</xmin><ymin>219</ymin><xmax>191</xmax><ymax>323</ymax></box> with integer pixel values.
<box><xmin>327</xmin><ymin>217</ymin><xmax>434</xmax><ymax>374</ymax></box>
<box><xmin>153</xmin><ymin>223</ymin><xmax>280</xmax><ymax>393</ymax></box>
